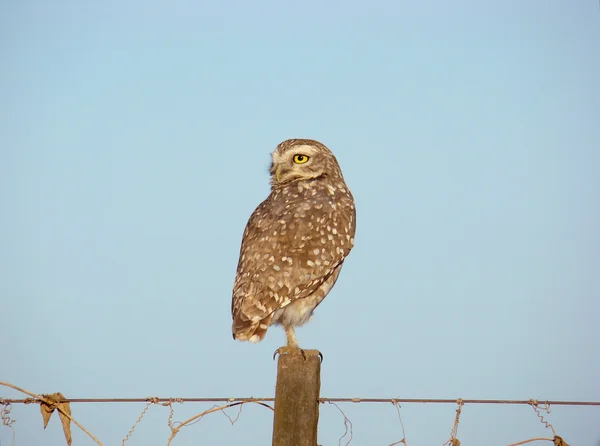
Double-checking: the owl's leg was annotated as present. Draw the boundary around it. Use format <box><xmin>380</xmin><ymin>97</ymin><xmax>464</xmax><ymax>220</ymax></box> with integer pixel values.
<box><xmin>273</xmin><ymin>325</ymin><xmax>302</xmax><ymax>360</ymax></box>
<box><xmin>285</xmin><ymin>326</ymin><xmax>299</xmax><ymax>348</ymax></box>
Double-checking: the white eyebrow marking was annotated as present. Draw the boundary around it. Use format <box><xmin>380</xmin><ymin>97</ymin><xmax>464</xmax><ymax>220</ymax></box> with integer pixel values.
<box><xmin>288</xmin><ymin>145</ymin><xmax>319</xmax><ymax>154</ymax></box>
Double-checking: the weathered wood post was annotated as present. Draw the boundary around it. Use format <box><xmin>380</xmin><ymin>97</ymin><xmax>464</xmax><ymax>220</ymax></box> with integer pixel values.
<box><xmin>272</xmin><ymin>349</ymin><xmax>322</xmax><ymax>446</ymax></box>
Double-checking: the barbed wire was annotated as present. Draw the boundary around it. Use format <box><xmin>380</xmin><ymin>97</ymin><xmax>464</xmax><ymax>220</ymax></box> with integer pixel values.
<box><xmin>2</xmin><ymin>380</ymin><xmax>596</xmax><ymax>446</ymax></box>
<box><xmin>2</xmin><ymin>396</ymin><xmax>600</xmax><ymax>405</ymax></box>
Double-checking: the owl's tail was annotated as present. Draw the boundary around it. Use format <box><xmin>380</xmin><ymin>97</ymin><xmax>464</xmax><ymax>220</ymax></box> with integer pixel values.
<box><xmin>232</xmin><ymin>313</ymin><xmax>274</xmax><ymax>343</ymax></box>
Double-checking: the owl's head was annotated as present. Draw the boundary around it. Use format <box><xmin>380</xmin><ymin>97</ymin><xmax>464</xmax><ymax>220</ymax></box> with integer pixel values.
<box><xmin>269</xmin><ymin>139</ymin><xmax>343</xmax><ymax>187</ymax></box>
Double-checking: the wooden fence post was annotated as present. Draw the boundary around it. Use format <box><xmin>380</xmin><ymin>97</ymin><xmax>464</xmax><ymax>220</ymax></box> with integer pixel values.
<box><xmin>272</xmin><ymin>349</ymin><xmax>322</xmax><ymax>446</ymax></box>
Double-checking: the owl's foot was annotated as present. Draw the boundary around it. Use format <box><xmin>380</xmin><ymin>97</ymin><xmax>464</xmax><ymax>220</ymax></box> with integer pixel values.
<box><xmin>273</xmin><ymin>346</ymin><xmax>299</xmax><ymax>360</ymax></box>
<box><xmin>273</xmin><ymin>347</ymin><xmax>323</xmax><ymax>362</ymax></box>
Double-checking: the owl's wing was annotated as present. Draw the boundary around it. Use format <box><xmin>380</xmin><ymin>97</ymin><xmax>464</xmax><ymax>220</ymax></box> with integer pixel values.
<box><xmin>231</xmin><ymin>191</ymin><xmax>355</xmax><ymax>328</ymax></box>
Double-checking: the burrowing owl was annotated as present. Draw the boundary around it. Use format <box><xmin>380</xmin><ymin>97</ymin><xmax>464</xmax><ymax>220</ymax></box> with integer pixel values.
<box><xmin>231</xmin><ymin>139</ymin><xmax>356</xmax><ymax>348</ymax></box>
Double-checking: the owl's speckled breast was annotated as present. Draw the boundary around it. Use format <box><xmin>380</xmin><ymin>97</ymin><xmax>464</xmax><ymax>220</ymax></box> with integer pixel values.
<box><xmin>231</xmin><ymin>139</ymin><xmax>356</xmax><ymax>348</ymax></box>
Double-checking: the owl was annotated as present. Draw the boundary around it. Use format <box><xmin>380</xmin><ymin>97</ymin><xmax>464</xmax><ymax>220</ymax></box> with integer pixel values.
<box><xmin>231</xmin><ymin>139</ymin><xmax>356</xmax><ymax>349</ymax></box>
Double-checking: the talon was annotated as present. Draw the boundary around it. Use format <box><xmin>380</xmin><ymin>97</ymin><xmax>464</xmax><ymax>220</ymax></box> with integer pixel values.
<box><xmin>318</xmin><ymin>351</ymin><xmax>324</xmax><ymax>363</ymax></box>
<box><xmin>273</xmin><ymin>346</ymin><xmax>293</xmax><ymax>360</ymax></box>
<box><xmin>300</xmin><ymin>349</ymin><xmax>307</xmax><ymax>361</ymax></box>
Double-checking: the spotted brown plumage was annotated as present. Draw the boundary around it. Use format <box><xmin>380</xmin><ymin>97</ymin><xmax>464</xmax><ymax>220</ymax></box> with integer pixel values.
<box><xmin>231</xmin><ymin>139</ymin><xmax>356</xmax><ymax>348</ymax></box>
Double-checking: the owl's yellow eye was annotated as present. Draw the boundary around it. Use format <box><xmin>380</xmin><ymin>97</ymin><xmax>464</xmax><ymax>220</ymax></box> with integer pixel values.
<box><xmin>293</xmin><ymin>154</ymin><xmax>310</xmax><ymax>164</ymax></box>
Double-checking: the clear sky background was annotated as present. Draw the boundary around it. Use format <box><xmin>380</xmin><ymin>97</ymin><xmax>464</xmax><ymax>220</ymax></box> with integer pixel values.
<box><xmin>1</xmin><ymin>1</ymin><xmax>599</xmax><ymax>445</ymax></box>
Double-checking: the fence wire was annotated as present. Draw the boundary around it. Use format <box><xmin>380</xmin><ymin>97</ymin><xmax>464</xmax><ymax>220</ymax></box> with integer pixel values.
<box><xmin>1</xmin><ymin>381</ymin><xmax>598</xmax><ymax>446</ymax></box>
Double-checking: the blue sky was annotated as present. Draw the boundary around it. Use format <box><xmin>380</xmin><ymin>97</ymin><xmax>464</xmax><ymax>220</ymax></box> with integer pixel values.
<box><xmin>2</xmin><ymin>0</ymin><xmax>599</xmax><ymax>445</ymax></box>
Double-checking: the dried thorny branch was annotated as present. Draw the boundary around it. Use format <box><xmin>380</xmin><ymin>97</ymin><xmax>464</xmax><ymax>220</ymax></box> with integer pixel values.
<box><xmin>389</xmin><ymin>400</ymin><xmax>408</xmax><ymax>446</ymax></box>
<box><xmin>0</xmin><ymin>382</ymin><xmax>102</xmax><ymax>446</ymax></box>
<box><xmin>165</xmin><ymin>401</ymin><xmax>273</xmax><ymax>446</ymax></box>
<box><xmin>122</xmin><ymin>398</ymin><xmax>159</xmax><ymax>445</ymax></box>
<box><xmin>1</xmin><ymin>399</ymin><xmax>17</xmax><ymax>446</ymax></box>
<box><xmin>443</xmin><ymin>399</ymin><xmax>464</xmax><ymax>446</ymax></box>
<box><xmin>507</xmin><ymin>401</ymin><xmax>569</xmax><ymax>446</ymax></box>
<box><xmin>219</xmin><ymin>402</ymin><xmax>244</xmax><ymax>425</ymax></box>
<box><xmin>530</xmin><ymin>400</ymin><xmax>556</xmax><ymax>436</ymax></box>
<box><xmin>326</xmin><ymin>401</ymin><xmax>353</xmax><ymax>446</ymax></box>
<box><xmin>165</xmin><ymin>399</ymin><xmax>184</xmax><ymax>430</ymax></box>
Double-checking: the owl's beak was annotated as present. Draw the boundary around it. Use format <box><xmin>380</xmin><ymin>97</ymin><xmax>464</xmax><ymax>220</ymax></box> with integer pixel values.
<box><xmin>272</xmin><ymin>166</ymin><xmax>284</xmax><ymax>183</ymax></box>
